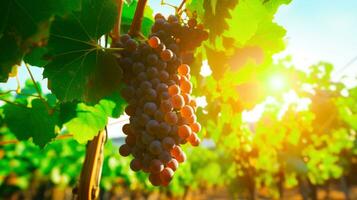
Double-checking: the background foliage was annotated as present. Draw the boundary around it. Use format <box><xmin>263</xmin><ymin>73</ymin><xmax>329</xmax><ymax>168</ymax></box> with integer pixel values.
<box><xmin>1</xmin><ymin>0</ymin><xmax>357</xmax><ymax>199</ymax></box>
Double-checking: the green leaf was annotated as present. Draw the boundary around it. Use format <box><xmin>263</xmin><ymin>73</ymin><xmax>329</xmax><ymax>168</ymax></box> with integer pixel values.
<box><xmin>0</xmin><ymin>34</ymin><xmax>22</xmax><ymax>82</ymax></box>
<box><xmin>3</xmin><ymin>99</ymin><xmax>58</xmax><ymax>147</ymax></box>
<box><xmin>0</xmin><ymin>0</ymin><xmax>81</xmax><ymax>82</ymax></box>
<box><xmin>43</xmin><ymin>0</ymin><xmax>122</xmax><ymax>103</ymax></box>
<box><xmin>24</xmin><ymin>47</ymin><xmax>49</xmax><ymax>67</ymax></box>
<box><xmin>97</xmin><ymin>92</ymin><xmax>127</xmax><ymax>118</ymax></box>
<box><xmin>63</xmin><ymin>103</ymin><xmax>108</xmax><ymax>143</ymax></box>
<box><xmin>224</xmin><ymin>0</ymin><xmax>269</xmax><ymax>46</ymax></box>
<box><xmin>203</xmin><ymin>0</ymin><xmax>238</xmax><ymax>38</ymax></box>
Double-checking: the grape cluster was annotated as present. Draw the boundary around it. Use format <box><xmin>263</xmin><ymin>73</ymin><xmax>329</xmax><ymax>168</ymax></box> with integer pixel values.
<box><xmin>115</xmin><ymin>14</ymin><xmax>206</xmax><ymax>186</ymax></box>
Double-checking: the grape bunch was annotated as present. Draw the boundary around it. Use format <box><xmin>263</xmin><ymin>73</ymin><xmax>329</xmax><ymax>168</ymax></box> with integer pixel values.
<box><xmin>115</xmin><ymin>14</ymin><xmax>207</xmax><ymax>186</ymax></box>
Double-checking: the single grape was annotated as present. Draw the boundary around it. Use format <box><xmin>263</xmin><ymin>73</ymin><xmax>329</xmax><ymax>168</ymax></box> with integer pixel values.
<box><xmin>144</xmin><ymin>102</ymin><xmax>157</xmax><ymax>116</ymax></box>
<box><xmin>125</xmin><ymin>105</ymin><xmax>136</xmax><ymax>116</ymax></box>
<box><xmin>138</xmin><ymin>113</ymin><xmax>150</xmax><ymax>127</ymax></box>
<box><xmin>145</xmin><ymin>88</ymin><xmax>157</xmax><ymax>100</ymax></box>
<box><xmin>182</xmin><ymin>93</ymin><xmax>191</xmax><ymax>104</ymax></box>
<box><xmin>140</xmin><ymin>81</ymin><xmax>152</xmax><ymax>90</ymax></box>
<box><xmin>160</xmin><ymin>91</ymin><xmax>170</xmax><ymax>100</ymax></box>
<box><xmin>151</xmin><ymin>78</ymin><xmax>161</xmax><ymax>88</ymax></box>
<box><xmin>149</xmin><ymin>172</ymin><xmax>162</xmax><ymax>186</ymax></box>
<box><xmin>171</xmin><ymin>74</ymin><xmax>181</xmax><ymax>84</ymax></box>
<box><xmin>164</xmin><ymin>111</ymin><xmax>178</xmax><ymax>125</ymax></box>
<box><xmin>141</xmin><ymin>131</ymin><xmax>154</xmax><ymax>145</ymax></box>
<box><xmin>154</xmin><ymin>110</ymin><xmax>164</xmax><ymax>122</ymax></box>
<box><xmin>147</xmin><ymin>54</ymin><xmax>159</xmax><ymax>65</ymax></box>
<box><xmin>160</xmin><ymin>167</ymin><xmax>174</xmax><ymax>184</ymax></box>
<box><xmin>150</xmin><ymin>159</ymin><xmax>164</xmax><ymax>173</ymax></box>
<box><xmin>122</xmin><ymin>124</ymin><xmax>133</xmax><ymax>135</ymax></box>
<box><xmin>156</xmin><ymin>83</ymin><xmax>168</xmax><ymax>94</ymax></box>
<box><xmin>159</xmin><ymin>151</ymin><xmax>172</xmax><ymax>164</ymax></box>
<box><xmin>186</xmin><ymin>114</ymin><xmax>197</xmax><ymax>124</ymax></box>
<box><xmin>190</xmin><ymin>122</ymin><xmax>201</xmax><ymax>133</ymax></box>
<box><xmin>149</xmin><ymin>140</ymin><xmax>162</xmax><ymax>155</ymax></box>
<box><xmin>148</xmin><ymin>36</ymin><xmax>161</xmax><ymax>48</ymax></box>
<box><xmin>119</xmin><ymin>144</ymin><xmax>131</xmax><ymax>157</ymax></box>
<box><xmin>125</xmin><ymin>39</ymin><xmax>137</xmax><ymax>52</ymax></box>
<box><xmin>167</xmin><ymin>158</ymin><xmax>178</xmax><ymax>171</ymax></box>
<box><xmin>180</xmin><ymin>79</ymin><xmax>192</xmax><ymax>94</ymax></box>
<box><xmin>161</xmin><ymin>49</ymin><xmax>174</xmax><ymax>61</ymax></box>
<box><xmin>176</xmin><ymin>151</ymin><xmax>186</xmax><ymax>163</ymax></box>
<box><xmin>130</xmin><ymin>158</ymin><xmax>143</xmax><ymax>171</ymax></box>
<box><xmin>162</xmin><ymin>137</ymin><xmax>175</xmax><ymax>150</ymax></box>
<box><xmin>178</xmin><ymin>64</ymin><xmax>190</xmax><ymax>76</ymax></box>
<box><xmin>188</xmin><ymin>133</ymin><xmax>200</xmax><ymax>146</ymax></box>
<box><xmin>160</xmin><ymin>100</ymin><xmax>173</xmax><ymax>113</ymax></box>
<box><xmin>146</xmin><ymin>120</ymin><xmax>159</xmax><ymax>135</ymax></box>
<box><xmin>178</xmin><ymin>125</ymin><xmax>192</xmax><ymax>139</ymax></box>
<box><xmin>159</xmin><ymin>70</ymin><xmax>169</xmax><ymax>82</ymax></box>
<box><xmin>120</xmin><ymin>34</ymin><xmax>131</xmax><ymax>43</ymax></box>
<box><xmin>137</xmin><ymin>72</ymin><xmax>148</xmax><ymax>82</ymax></box>
<box><xmin>168</xmin><ymin>84</ymin><xmax>180</xmax><ymax>96</ymax></box>
<box><xmin>157</xmin><ymin>60</ymin><xmax>167</xmax><ymax>70</ymax></box>
<box><xmin>158</xmin><ymin>122</ymin><xmax>171</xmax><ymax>136</ymax></box>
<box><xmin>180</xmin><ymin>105</ymin><xmax>194</xmax><ymax>118</ymax></box>
<box><xmin>125</xmin><ymin>134</ymin><xmax>137</xmax><ymax>146</ymax></box>
<box><xmin>171</xmin><ymin>94</ymin><xmax>185</xmax><ymax>110</ymax></box>
<box><xmin>132</xmin><ymin>62</ymin><xmax>145</xmax><ymax>74</ymax></box>
<box><xmin>170</xmin><ymin>145</ymin><xmax>182</xmax><ymax>159</ymax></box>
<box><xmin>147</xmin><ymin>67</ymin><xmax>159</xmax><ymax>79</ymax></box>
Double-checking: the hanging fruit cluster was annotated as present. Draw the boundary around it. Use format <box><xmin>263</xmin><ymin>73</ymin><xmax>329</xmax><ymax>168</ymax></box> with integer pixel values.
<box><xmin>115</xmin><ymin>14</ymin><xmax>208</xmax><ymax>186</ymax></box>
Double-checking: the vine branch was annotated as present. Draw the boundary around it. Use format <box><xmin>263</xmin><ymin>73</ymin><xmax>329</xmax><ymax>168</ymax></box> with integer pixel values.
<box><xmin>129</xmin><ymin>0</ymin><xmax>148</xmax><ymax>37</ymax></box>
<box><xmin>25</xmin><ymin>63</ymin><xmax>51</xmax><ymax>112</ymax></box>
<box><xmin>177</xmin><ymin>0</ymin><xmax>186</xmax><ymax>13</ymax></box>
<box><xmin>0</xmin><ymin>98</ymin><xmax>28</xmax><ymax>109</ymax></box>
<box><xmin>111</xmin><ymin>0</ymin><xmax>124</xmax><ymax>43</ymax></box>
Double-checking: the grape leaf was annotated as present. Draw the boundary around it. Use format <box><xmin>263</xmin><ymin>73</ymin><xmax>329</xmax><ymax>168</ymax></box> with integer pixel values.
<box><xmin>43</xmin><ymin>0</ymin><xmax>122</xmax><ymax>103</ymax></box>
<box><xmin>3</xmin><ymin>99</ymin><xmax>58</xmax><ymax>147</ymax></box>
<box><xmin>0</xmin><ymin>0</ymin><xmax>81</xmax><ymax>82</ymax></box>
<box><xmin>61</xmin><ymin>102</ymin><xmax>108</xmax><ymax>143</ymax></box>
<box><xmin>24</xmin><ymin>47</ymin><xmax>49</xmax><ymax>67</ymax></box>
<box><xmin>59</xmin><ymin>91</ymin><xmax>125</xmax><ymax>143</ymax></box>
<box><xmin>97</xmin><ymin>92</ymin><xmax>127</xmax><ymax>118</ymax></box>
<box><xmin>203</xmin><ymin>0</ymin><xmax>238</xmax><ymax>39</ymax></box>
<box><xmin>263</xmin><ymin>0</ymin><xmax>292</xmax><ymax>13</ymax></box>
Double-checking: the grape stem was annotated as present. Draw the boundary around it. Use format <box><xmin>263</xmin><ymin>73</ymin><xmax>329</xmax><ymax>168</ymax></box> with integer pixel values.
<box><xmin>161</xmin><ymin>0</ymin><xmax>177</xmax><ymax>9</ymax></box>
<box><xmin>111</xmin><ymin>0</ymin><xmax>124</xmax><ymax>43</ymax></box>
<box><xmin>129</xmin><ymin>0</ymin><xmax>148</xmax><ymax>37</ymax></box>
<box><xmin>24</xmin><ymin>63</ymin><xmax>51</xmax><ymax>112</ymax></box>
<box><xmin>104</xmin><ymin>47</ymin><xmax>124</xmax><ymax>51</ymax></box>
<box><xmin>177</xmin><ymin>0</ymin><xmax>186</xmax><ymax>13</ymax></box>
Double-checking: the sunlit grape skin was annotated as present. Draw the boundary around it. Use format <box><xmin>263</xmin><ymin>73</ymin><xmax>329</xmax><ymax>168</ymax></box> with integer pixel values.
<box><xmin>114</xmin><ymin>13</ymin><xmax>207</xmax><ymax>186</ymax></box>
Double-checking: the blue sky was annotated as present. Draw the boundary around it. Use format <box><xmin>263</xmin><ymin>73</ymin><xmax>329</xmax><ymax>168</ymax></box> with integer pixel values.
<box><xmin>274</xmin><ymin>0</ymin><xmax>357</xmax><ymax>85</ymax></box>
<box><xmin>2</xmin><ymin>0</ymin><xmax>357</xmax><ymax>90</ymax></box>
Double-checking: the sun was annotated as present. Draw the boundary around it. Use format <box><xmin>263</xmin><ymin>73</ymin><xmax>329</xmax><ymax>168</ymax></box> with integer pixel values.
<box><xmin>267</xmin><ymin>74</ymin><xmax>287</xmax><ymax>92</ymax></box>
